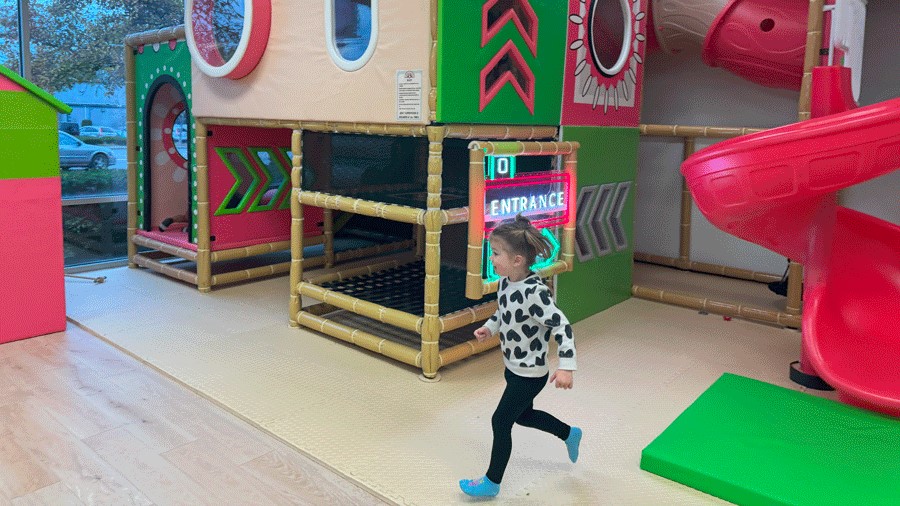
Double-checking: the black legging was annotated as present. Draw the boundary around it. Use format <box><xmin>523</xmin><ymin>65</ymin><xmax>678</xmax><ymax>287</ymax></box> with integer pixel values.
<box><xmin>486</xmin><ymin>368</ymin><xmax>571</xmax><ymax>484</ymax></box>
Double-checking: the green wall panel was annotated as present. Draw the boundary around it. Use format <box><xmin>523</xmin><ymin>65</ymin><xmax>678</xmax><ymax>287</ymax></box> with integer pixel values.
<box><xmin>437</xmin><ymin>0</ymin><xmax>567</xmax><ymax>125</ymax></box>
<box><xmin>134</xmin><ymin>41</ymin><xmax>193</xmax><ymax>237</ymax></box>
<box><xmin>0</xmin><ymin>92</ymin><xmax>59</xmax><ymax>180</ymax></box>
<box><xmin>556</xmin><ymin>126</ymin><xmax>639</xmax><ymax>323</ymax></box>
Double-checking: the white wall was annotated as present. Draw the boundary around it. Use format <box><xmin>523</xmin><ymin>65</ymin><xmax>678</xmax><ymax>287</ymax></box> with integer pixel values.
<box><xmin>634</xmin><ymin>1</ymin><xmax>899</xmax><ymax>276</ymax></box>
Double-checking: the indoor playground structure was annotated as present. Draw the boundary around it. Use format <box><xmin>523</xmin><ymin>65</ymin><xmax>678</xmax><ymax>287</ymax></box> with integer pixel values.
<box><xmin>125</xmin><ymin>0</ymin><xmax>649</xmax><ymax>379</ymax></box>
<box><xmin>0</xmin><ymin>66</ymin><xmax>70</xmax><ymax>344</ymax></box>
<box><xmin>123</xmin><ymin>0</ymin><xmax>896</xmax><ymax>411</ymax></box>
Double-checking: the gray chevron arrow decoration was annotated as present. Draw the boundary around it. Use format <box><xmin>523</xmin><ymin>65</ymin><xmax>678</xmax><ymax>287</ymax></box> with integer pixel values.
<box><xmin>607</xmin><ymin>182</ymin><xmax>631</xmax><ymax>251</ymax></box>
<box><xmin>574</xmin><ymin>182</ymin><xmax>631</xmax><ymax>261</ymax></box>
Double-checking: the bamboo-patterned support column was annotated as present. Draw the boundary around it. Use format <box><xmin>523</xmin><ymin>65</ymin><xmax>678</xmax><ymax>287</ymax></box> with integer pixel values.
<box><xmin>679</xmin><ymin>137</ymin><xmax>696</xmax><ymax>269</ymax></box>
<box><xmin>289</xmin><ymin>129</ymin><xmax>304</xmax><ymax>326</ymax></box>
<box><xmin>415</xmin><ymin>225</ymin><xmax>426</xmax><ymax>258</ymax></box>
<box><xmin>787</xmin><ymin>0</ymin><xmax>826</xmax><ymax>314</ymax></box>
<box><xmin>323</xmin><ymin>208</ymin><xmax>334</xmax><ymax>268</ymax></box>
<box><xmin>466</xmin><ymin>146</ymin><xmax>487</xmax><ymax>299</ymax></box>
<box><xmin>125</xmin><ymin>43</ymin><xmax>138</xmax><ymax>267</ymax></box>
<box><xmin>428</xmin><ymin>0</ymin><xmax>438</xmax><ymax>122</ymax></box>
<box><xmin>560</xmin><ymin>148</ymin><xmax>578</xmax><ymax>270</ymax></box>
<box><xmin>421</xmin><ymin>126</ymin><xmax>445</xmax><ymax>381</ymax></box>
<box><xmin>195</xmin><ymin>119</ymin><xmax>212</xmax><ymax>292</ymax></box>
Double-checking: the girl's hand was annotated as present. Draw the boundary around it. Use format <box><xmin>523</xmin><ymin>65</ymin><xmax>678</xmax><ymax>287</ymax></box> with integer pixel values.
<box><xmin>473</xmin><ymin>327</ymin><xmax>492</xmax><ymax>342</ymax></box>
<box><xmin>550</xmin><ymin>369</ymin><xmax>574</xmax><ymax>389</ymax></box>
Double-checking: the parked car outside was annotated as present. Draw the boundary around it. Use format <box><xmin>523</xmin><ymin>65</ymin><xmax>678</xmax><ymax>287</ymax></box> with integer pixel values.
<box><xmin>58</xmin><ymin>131</ymin><xmax>117</xmax><ymax>169</ymax></box>
<box><xmin>80</xmin><ymin>125</ymin><xmax>119</xmax><ymax>138</ymax></box>
<box><xmin>60</xmin><ymin>121</ymin><xmax>80</xmax><ymax>136</ymax></box>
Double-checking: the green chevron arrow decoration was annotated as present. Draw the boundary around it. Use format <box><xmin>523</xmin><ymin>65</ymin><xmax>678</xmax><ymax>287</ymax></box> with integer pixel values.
<box><xmin>247</xmin><ymin>147</ymin><xmax>290</xmax><ymax>212</ymax></box>
<box><xmin>214</xmin><ymin>147</ymin><xmax>260</xmax><ymax>216</ymax></box>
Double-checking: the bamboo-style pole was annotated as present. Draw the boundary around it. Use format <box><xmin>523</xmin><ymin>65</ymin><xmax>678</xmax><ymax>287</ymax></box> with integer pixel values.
<box><xmin>131</xmin><ymin>234</ymin><xmax>199</xmax><ymax>261</ymax></box>
<box><xmin>331</xmin><ymin>239</ymin><xmax>416</xmax><ymax>264</ymax></box>
<box><xmin>787</xmin><ymin>0</ymin><xmax>826</xmax><ymax>316</ymax></box>
<box><xmin>124</xmin><ymin>25</ymin><xmax>184</xmax><ymax>48</ymax></box>
<box><xmin>444</xmin><ymin>125</ymin><xmax>557</xmax><ymax>140</ymax></box>
<box><xmin>438</xmin><ymin>336</ymin><xmax>501</xmax><ymax>368</ymax></box>
<box><xmin>799</xmin><ymin>0</ymin><xmax>827</xmax><ymax>122</ymax></box>
<box><xmin>210</xmin><ymin>238</ymin><xmax>316</xmax><ymax>262</ymax></box>
<box><xmin>304</xmin><ymin>256</ymin><xmax>412</xmax><ymax>285</ymax></box>
<box><xmin>481</xmin><ymin>260</ymin><xmax>570</xmax><ymax>295</ymax></box>
<box><xmin>195</xmin><ymin>117</ymin><xmax>557</xmax><ymax>141</ymax></box>
<box><xmin>195</xmin><ymin>119</ymin><xmax>212</xmax><ymax>292</ymax></box>
<box><xmin>323</xmin><ymin>208</ymin><xmax>334</xmax><ymax>268</ymax></box>
<box><xmin>560</xmin><ymin>148</ymin><xmax>579</xmax><ymax>270</ymax></box>
<box><xmin>429</xmin><ymin>0</ymin><xmax>438</xmax><ymax>123</ymax></box>
<box><xmin>415</xmin><ymin>225</ymin><xmax>425</xmax><ymax>257</ymax></box>
<box><xmin>295</xmin><ymin>310</ymin><xmax>421</xmax><ymax>367</ymax></box>
<box><xmin>125</xmin><ymin>43</ymin><xmax>138</xmax><ymax>267</ymax></box>
<box><xmin>633</xmin><ymin>253</ymin><xmax>783</xmax><ymax>283</ymax></box>
<box><xmin>679</xmin><ymin>138</ymin><xmax>696</xmax><ymax>267</ymax></box>
<box><xmin>466</xmin><ymin>145</ymin><xmax>487</xmax><ymax>300</ymax></box>
<box><xmin>298</xmin><ymin>192</ymin><xmax>426</xmax><ymax>225</ymax></box>
<box><xmin>211</xmin><ymin>262</ymin><xmax>292</xmax><ymax>286</ymax></box>
<box><xmin>632</xmin><ymin>285</ymin><xmax>801</xmax><ymax>328</ymax></box>
<box><xmin>289</xmin><ymin>129</ymin><xmax>304</xmax><ymax>327</ymax></box>
<box><xmin>132</xmin><ymin>254</ymin><xmax>199</xmax><ymax>285</ymax></box>
<box><xmin>298</xmin><ymin>283</ymin><xmax>424</xmax><ymax>333</ymax></box>
<box><xmin>640</xmin><ymin>124</ymin><xmax>765</xmax><ymax>138</ymax></box>
<box><xmin>441</xmin><ymin>207</ymin><xmax>470</xmax><ymax>225</ymax></box>
<box><xmin>439</xmin><ymin>301</ymin><xmax>498</xmax><ymax>332</ymax></box>
<box><xmin>473</xmin><ymin>141</ymin><xmax>578</xmax><ymax>157</ymax></box>
<box><xmin>421</xmin><ymin>126</ymin><xmax>445</xmax><ymax>380</ymax></box>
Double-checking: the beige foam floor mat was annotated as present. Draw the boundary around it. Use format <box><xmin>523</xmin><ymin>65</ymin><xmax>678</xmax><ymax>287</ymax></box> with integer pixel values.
<box><xmin>65</xmin><ymin>267</ymin><xmax>834</xmax><ymax>505</ymax></box>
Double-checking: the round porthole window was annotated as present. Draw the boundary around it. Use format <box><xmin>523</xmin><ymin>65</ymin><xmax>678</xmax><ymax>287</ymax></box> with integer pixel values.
<box><xmin>588</xmin><ymin>0</ymin><xmax>631</xmax><ymax>78</ymax></box>
<box><xmin>185</xmin><ymin>0</ymin><xmax>272</xmax><ymax>79</ymax></box>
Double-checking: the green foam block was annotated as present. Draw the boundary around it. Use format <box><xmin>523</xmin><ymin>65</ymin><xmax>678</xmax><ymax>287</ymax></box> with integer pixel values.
<box><xmin>640</xmin><ymin>373</ymin><xmax>900</xmax><ymax>506</ymax></box>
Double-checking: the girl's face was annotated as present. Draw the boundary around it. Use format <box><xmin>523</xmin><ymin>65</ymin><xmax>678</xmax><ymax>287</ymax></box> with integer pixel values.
<box><xmin>489</xmin><ymin>236</ymin><xmax>525</xmax><ymax>278</ymax></box>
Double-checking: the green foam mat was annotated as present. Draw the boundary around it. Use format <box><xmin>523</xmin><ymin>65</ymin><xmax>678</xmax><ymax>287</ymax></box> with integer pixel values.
<box><xmin>640</xmin><ymin>373</ymin><xmax>900</xmax><ymax>505</ymax></box>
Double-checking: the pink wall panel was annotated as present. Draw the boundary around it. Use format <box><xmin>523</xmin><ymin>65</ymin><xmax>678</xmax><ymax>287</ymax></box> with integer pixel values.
<box><xmin>0</xmin><ymin>178</ymin><xmax>65</xmax><ymax>343</ymax></box>
<box><xmin>206</xmin><ymin>125</ymin><xmax>323</xmax><ymax>250</ymax></box>
<box><xmin>562</xmin><ymin>0</ymin><xmax>648</xmax><ymax>127</ymax></box>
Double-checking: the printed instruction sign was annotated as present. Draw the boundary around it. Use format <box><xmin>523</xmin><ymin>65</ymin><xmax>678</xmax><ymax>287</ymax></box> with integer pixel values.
<box><xmin>396</xmin><ymin>70</ymin><xmax>423</xmax><ymax>122</ymax></box>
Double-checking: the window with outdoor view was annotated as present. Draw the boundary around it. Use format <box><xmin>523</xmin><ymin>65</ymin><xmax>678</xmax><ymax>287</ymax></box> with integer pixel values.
<box><xmin>0</xmin><ymin>0</ymin><xmax>184</xmax><ymax>268</ymax></box>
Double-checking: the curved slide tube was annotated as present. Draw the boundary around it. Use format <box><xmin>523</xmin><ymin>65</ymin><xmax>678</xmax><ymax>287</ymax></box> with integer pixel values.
<box><xmin>682</xmin><ymin>97</ymin><xmax>900</xmax><ymax>416</ymax></box>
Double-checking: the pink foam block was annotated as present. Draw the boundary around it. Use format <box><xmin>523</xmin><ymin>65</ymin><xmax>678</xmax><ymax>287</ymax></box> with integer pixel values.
<box><xmin>0</xmin><ymin>178</ymin><xmax>66</xmax><ymax>343</ymax></box>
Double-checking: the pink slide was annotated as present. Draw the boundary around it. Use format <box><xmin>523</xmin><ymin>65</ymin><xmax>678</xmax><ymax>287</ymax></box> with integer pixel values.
<box><xmin>681</xmin><ymin>96</ymin><xmax>900</xmax><ymax>416</ymax></box>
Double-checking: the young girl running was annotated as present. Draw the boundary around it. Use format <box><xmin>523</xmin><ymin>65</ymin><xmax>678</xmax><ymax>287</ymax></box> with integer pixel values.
<box><xmin>459</xmin><ymin>214</ymin><xmax>582</xmax><ymax>498</ymax></box>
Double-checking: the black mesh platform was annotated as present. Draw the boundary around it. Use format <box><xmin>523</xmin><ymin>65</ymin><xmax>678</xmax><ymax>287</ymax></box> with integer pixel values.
<box><xmin>319</xmin><ymin>260</ymin><xmax>495</xmax><ymax>316</ymax></box>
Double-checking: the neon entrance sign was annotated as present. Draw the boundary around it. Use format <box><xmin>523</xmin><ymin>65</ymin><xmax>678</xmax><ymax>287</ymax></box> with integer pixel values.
<box><xmin>484</xmin><ymin>170</ymin><xmax>571</xmax><ymax>233</ymax></box>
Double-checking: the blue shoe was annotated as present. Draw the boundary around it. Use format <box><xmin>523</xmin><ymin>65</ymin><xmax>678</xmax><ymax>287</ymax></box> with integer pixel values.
<box><xmin>459</xmin><ymin>476</ymin><xmax>500</xmax><ymax>497</ymax></box>
<box><xmin>565</xmin><ymin>427</ymin><xmax>582</xmax><ymax>463</ymax></box>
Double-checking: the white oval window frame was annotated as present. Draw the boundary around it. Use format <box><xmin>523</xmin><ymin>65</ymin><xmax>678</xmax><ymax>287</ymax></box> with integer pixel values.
<box><xmin>185</xmin><ymin>0</ymin><xmax>264</xmax><ymax>79</ymax></box>
<box><xmin>589</xmin><ymin>0</ymin><xmax>633</xmax><ymax>77</ymax></box>
<box><xmin>325</xmin><ymin>0</ymin><xmax>379</xmax><ymax>72</ymax></box>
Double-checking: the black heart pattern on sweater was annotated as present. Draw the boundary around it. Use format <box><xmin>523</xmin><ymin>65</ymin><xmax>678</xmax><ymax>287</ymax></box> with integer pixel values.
<box><xmin>524</xmin><ymin>287</ymin><xmax>537</xmax><ymax>298</ymax></box>
<box><xmin>522</xmin><ymin>324</ymin><xmax>539</xmax><ymax>338</ymax></box>
<box><xmin>510</xmin><ymin>290</ymin><xmax>525</xmax><ymax>304</ymax></box>
<box><xmin>506</xmin><ymin>329</ymin><xmax>523</xmax><ymax>342</ymax></box>
<box><xmin>514</xmin><ymin>308</ymin><xmax>528</xmax><ymax>323</ymax></box>
<box><xmin>539</xmin><ymin>289</ymin><xmax>552</xmax><ymax>306</ymax></box>
<box><xmin>534</xmin><ymin>354</ymin><xmax>545</xmax><ymax>366</ymax></box>
<box><xmin>544</xmin><ymin>313</ymin><xmax>561</xmax><ymax>327</ymax></box>
<box><xmin>513</xmin><ymin>347</ymin><xmax>528</xmax><ymax>359</ymax></box>
<box><xmin>560</xmin><ymin>349</ymin><xmax>574</xmax><ymax>358</ymax></box>
<box><xmin>529</xmin><ymin>304</ymin><xmax>544</xmax><ymax>318</ymax></box>
<box><xmin>502</xmin><ymin>311</ymin><xmax>512</xmax><ymax>325</ymax></box>
<box><xmin>529</xmin><ymin>338</ymin><xmax>543</xmax><ymax>352</ymax></box>
<box><xmin>524</xmin><ymin>276</ymin><xmax>539</xmax><ymax>285</ymax></box>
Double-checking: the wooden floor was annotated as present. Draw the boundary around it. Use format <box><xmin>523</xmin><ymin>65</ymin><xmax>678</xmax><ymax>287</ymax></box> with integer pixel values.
<box><xmin>0</xmin><ymin>325</ymin><xmax>385</xmax><ymax>506</ymax></box>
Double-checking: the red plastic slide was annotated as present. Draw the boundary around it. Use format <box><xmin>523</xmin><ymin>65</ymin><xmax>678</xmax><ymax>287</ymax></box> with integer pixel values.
<box><xmin>681</xmin><ymin>96</ymin><xmax>900</xmax><ymax>416</ymax></box>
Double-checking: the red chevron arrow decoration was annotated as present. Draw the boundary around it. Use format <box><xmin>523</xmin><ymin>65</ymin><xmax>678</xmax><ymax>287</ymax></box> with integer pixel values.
<box><xmin>480</xmin><ymin>40</ymin><xmax>536</xmax><ymax>114</ymax></box>
<box><xmin>481</xmin><ymin>0</ymin><xmax>539</xmax><ymax>57</ymax></box>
